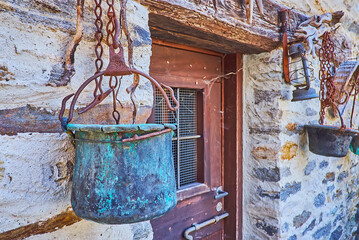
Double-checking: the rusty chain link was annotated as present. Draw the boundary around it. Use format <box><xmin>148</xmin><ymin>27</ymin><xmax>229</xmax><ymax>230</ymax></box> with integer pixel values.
<box><xmin>109</xmin><ymin>76</ymin><xmax>121</xmax><ymax>124</ymax></box>
<box><xmin>94</xmin><ymin>0</ymin><xmax>104</xmax><ymax>73</ymax></box>
<box><xmin>318</xmin><ymin>31</ymin><xmax>347</xmax><ymax>129</ymax></box>
<box><xmin>93</xmin><ymin>0</ymin><xmax>104</xmax><ymax>99</ymax></box>
<box><xmin>106</xmin><ymin>0</ymin><xmax>122</xmax><ymax>123</ymax></box>
<box><xmin>350</xmin><ymin>86</ymin><xmax>358</xmax><ymax>128</ymax></box>
<box><xmin>106</xmin><ymin>0</ymin><xmax>117</xmax><ymax>47</ymax></box>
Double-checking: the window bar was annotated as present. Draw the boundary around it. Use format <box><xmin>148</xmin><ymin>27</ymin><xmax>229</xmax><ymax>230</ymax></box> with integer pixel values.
<box><xmin>172</xmin><ymin>135</ymin><xmax>201</xmax><ymax>141</ymax></box>
<box><xmin>176</xmin><ymin>88</ymin><xmax>181</xmax><ymax>188</ymax></box>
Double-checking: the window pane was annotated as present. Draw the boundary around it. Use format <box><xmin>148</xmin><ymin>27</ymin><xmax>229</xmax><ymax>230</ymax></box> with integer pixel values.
<box><xmin>154</xmin><ymin>88</ymin><xmax>200</xmax><ymax>189</ymax></box>
<box><xmin>179</xmin><ymin>138</ymin><xmax>197</xmax><ymax>186</ymax></box>
<box><xmin>178</xmin><ymin>89</ymin><xmax>197</xmax><ymax>137</ymax></box>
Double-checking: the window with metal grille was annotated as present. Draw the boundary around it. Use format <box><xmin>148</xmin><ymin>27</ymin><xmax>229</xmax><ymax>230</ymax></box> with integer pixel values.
<box><xmin>155</xmin><ymin>88</ymin><xmax>202</xmax><ymax>189</ymax></box>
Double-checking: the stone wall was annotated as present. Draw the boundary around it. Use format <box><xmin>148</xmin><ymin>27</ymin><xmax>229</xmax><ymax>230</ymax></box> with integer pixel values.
<box><xmin>0</xmin><ymin>0</ymin><xmax>153</xmax><ymax>239</ymax></box>
<box><xmin>243</xmin><ymin>1</ymin><xmax>359</xmax><ymax>239</ymax></box>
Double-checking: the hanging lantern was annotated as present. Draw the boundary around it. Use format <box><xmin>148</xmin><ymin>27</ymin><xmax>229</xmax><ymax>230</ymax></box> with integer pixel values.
<box><xmin>279</xmin><ymin>9</ymin><xmax>318</xmax><ymax>102</ymax></box>
<box><xmin>288</xmin><ymin>43</ymin><xmax>318</xmax><ymax>102</ymax></box>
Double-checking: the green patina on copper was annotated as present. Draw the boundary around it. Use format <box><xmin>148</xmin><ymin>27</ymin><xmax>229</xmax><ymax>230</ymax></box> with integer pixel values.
<box><xmin>68</xmin><ymin>123</ymin><xmax>177</xmax><ymax>224</ymax></box>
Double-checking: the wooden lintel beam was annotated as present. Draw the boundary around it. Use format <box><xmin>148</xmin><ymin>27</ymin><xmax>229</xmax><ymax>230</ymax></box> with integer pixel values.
<box><xmin>0</xmin><ymin>104</ymin><xmax>148</xmax><ymax>136</ymax></box>
<box><xmin>141</xmin><ymin>0</ymin><xmax>298</xmax><ymax>53</ymax></box>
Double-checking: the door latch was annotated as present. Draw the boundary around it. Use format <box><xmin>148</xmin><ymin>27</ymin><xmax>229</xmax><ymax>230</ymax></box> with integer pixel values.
<box><xmin>214</xmin><ymin>186</ymin><xmax>228</xmax><ymax>200</ymax></box>
<box><xmin>183</xmin><ymin>213</ymin><xmax>229</xmax><ymax>240</ymax></box>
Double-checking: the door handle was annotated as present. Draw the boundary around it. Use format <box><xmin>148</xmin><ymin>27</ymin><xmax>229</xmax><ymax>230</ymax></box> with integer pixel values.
<box><xmin>214</xmin><ymin>186</ymin><xmax>228</xmax><ymax>200</ymax></box>
<box><xmin>183</xmin><ymin>213</ymin><xmax>229</xmax><ymax>240</ymax></box>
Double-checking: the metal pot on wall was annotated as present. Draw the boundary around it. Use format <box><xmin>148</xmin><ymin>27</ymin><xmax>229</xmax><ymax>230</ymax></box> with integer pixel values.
<box><xmin>305</xmin><ymin>124</ymin><xmax>359</xmax><ymax>157</ymax></box>
<box><xmin>67</xmin><ymin>123</ymin><xmax>177</xmax><ymax>224</ymax></box>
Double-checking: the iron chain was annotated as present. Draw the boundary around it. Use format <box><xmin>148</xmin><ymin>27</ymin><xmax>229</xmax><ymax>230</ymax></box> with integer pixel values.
<box><xmin>318</xmin><ymin>31</ymin><xmax>341</xmax><ymax>126</ymax></box>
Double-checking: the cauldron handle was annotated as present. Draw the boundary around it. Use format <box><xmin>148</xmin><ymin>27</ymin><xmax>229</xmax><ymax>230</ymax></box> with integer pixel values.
<box><xmin>131</xmin><ymin>68</ymin><xmax>179</xmax><ymax>112</ymax></box>
<box><xmin>59</xmin><ymin>70</ymin><xmax>179</xmax><ymax>127</ymax></box>
<box><xmin>59</xmin><ymin>72</ymin><xmax>105</xmax><ymax>126</ymax></box>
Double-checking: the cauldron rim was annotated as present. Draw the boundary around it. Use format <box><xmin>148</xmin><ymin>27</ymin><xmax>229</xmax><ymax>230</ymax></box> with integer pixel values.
<box><xmin>304</xmin><ymin>124</ymin><xmax>359</xmax><ymax>135</ymax></box>
<box><xmin>67</xmin><ymin>123</ymin><xmax>177</xmax><ymax>133</ymax></box>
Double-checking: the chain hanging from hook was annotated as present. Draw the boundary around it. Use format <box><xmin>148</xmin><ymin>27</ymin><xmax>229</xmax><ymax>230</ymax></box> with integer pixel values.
<box><xmin>59</xmin><ymin>0</ymin><xmax>179</xmax><ymax>127</ymax></box>
<box><xmin>318</xmin><ymin>31</ymin><xmax>345</xmax><ymax>128</ymax></box>
<box><xmin>79</xmin><ymin>0</ymin><xmax>129</xmax><ymax>124</ymax></box>
<box><xmin>93</xmin><ymin>0</ymin><xmax>105</xmax><ymax>106</ymax></box>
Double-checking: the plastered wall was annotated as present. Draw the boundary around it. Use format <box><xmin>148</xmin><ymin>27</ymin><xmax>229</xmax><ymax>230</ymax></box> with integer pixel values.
<box><xmin>0</xmin><ymin>0</ymin><xmax>153</xmax><ymax>239</ymax></box>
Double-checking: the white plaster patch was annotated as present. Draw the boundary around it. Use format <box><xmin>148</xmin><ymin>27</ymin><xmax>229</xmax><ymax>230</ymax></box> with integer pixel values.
<box><xmin>26</xmin><ymin>220</ymin><xmax>134</xmax><ymax>240</ymax></box>
<box><xmin>0</xmin><ymin>133</ymin><xmax>74</xmax><ymax>232</ymax></box>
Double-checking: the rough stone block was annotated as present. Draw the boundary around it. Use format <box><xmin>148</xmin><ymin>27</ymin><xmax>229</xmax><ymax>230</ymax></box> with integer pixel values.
<box><xmin>254</xmin><ymin>89</ymin><xmax>281</xmax><ymax>104</ymax></box>
<box><xmin>280</xmin><ymin>141</ymin><xmax>298</xmax><ymax>160</ymax></box>
<box><xmin>293</xmin><ymin>210</ymin><xmax>311</xmax><ymax>228</ymax></box>
<box><xmin>133</xmin><ymin>25</ymin><xmax>152</xmax><ymax>47</ymax></box>
<box><xmin>327</xmin><ymin>185</ymin><xmax>335</xmax><ymax>193</ymax></box>
<box><xmin>314</xmin><ymin>193</ymin><xmax>325</xmax><ymax>208</ymax></box>
<box><xmin>312</xmin><ymin>223</ymin><xmax>332</xmax><ymax>239</ymax></box>
<box><xmin>322</xmin><ymin>172</ymin><xmax>335</xmax><ymax>184</ymax></box>
<box><xmin>329</xmin><ymin>225</ymin><xmax>343</xmax><ymax>240</ymax></box>
<box><xmin>0</xmin><ymin>133</ymin><xmax>74</xmax><ymax>232</ymax></box>
<box><xmin>332</xmin><ymin>190</ymin><xmax>343</xmax><ymax>201</ymax></box>
<box><xmin>255</xmin><ymin>219</ymin><xmax>278</xmax><ymax>237</ymax></box>
<box><xmin>285</xmin><ymin>123</ymin><xmax>298</xmax><ymax>132</ymax></box>
<box><xmin>251</xmin><ymin>146</ymin><xmax>279</xmax><ymax>161</ymax></box>
<box><xmin>333</xmin><ymin>213</ymin><xmax>343</xmax><ymax>227</ymax></box>
<box><xmin>254</xmin><ymin>167</ymin><xmax>280</xmax><ymax>182</ymax></box>
<box><xmin>304</xmin><ymin>160</ymin><xmax>316</xmax><ymax>176</ymax></box>
<box><xmin>319</xmin><ymin>160</ymin><xmax>329</xmax><ymax>169</ymax></box>
<box><xmin>288</xmin><ymin>235</ymin><xmax>297</xmax><ymax>240</ymax></box>
<box><xmin>306</xmin><ymin>107</ymin><xmax>317</xmax><ymax>116</ymax></box>
<box><xmin>257</xmin><ymin>186</ymin><xmax>280</xmax><ymax>200</ymax></box>
<box><xmin>0</xmin><ymin>65</ymin><xmax>15</xmax><ymax>81</ymax></box>
<box><xmin>281</xmin><ymin>181</ymin><xmax>301</xmax><ymax>202</ymax></box>
<box><xmin>249</xmin><ymin>126</ymin><xmax>281</xmax><ymax>135</ymax></box>
<box><xmin>302</xmin><ymin>219</ymin><xmax>316</xmax><ymax>236</ymax></box>
<box><xmin>337</xmin><ymin>171</ymin><xmax>348</xmax><ymax>183</ymax></box>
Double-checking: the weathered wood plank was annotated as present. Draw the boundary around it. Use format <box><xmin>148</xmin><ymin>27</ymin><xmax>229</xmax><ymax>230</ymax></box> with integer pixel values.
<box><xmin>142</xmin><ymin>0</ymin><xmax>306</xmax><ymax>53</ymax></box>
<box><xmin>0</xmin><ymin>209</ymin><xmax>81</xmax><ymax>240</ymax></box>
<box><xmin>0</xmin><ymin>105</ymin><xmax>61</xmax><ymax>135</ymax></box>
<box><xmin>0</xmin><ymin>104</ymin><xmax>151</xmax><ymax>135</ymax></box>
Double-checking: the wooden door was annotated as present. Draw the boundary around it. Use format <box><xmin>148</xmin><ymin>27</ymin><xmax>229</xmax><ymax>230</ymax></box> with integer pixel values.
<box><xmin>149</xmin><ymin>41</ymin><xmax>227</xmax><ymax>240</ymax></box>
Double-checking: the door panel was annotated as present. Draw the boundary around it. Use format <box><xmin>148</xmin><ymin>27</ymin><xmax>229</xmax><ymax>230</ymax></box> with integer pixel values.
<box><xmin>150</xmin><ymin>43</ymin><xmax>225</xmax><ymax>240</ymax></box>
<box><xmin>151</xmin><ymin>192</ymin><xmax>223</xmax><ymax>239</ymax></box>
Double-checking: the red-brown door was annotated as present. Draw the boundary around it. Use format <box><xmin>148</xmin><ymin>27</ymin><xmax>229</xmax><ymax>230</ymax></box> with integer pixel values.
<box><xmin>149</xmin><ymin>41</ymin><xmax>227</xmax><ymax>240</ymax></box>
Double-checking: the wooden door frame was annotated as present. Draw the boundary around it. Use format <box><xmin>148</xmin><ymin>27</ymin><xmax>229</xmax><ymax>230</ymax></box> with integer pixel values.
<box><xmin>149</xmin><ymin>41</ymin><xmax>224</xmax><ymax>239</ymax></box>
<box><xmin>149</xmin><ymin>40</ymin><xmax>243</xmax><ymax>239</ymax></box>
<box><xmin>223</xmin><ymin>54</ymin><xmax>243</xmax><ymax>240</ymax></box>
